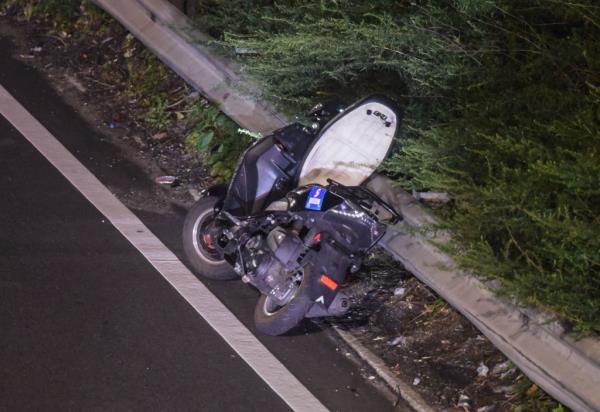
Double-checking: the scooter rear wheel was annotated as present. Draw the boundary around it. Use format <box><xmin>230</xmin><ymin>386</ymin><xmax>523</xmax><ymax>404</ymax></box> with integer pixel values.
<box><xmin>182</xmin><ymin>196</ymin><xmax>237</xmax><ymax>280</ymax></box>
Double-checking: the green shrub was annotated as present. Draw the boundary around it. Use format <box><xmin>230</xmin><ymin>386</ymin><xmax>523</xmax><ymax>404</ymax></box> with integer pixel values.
<box><xmin>185</xmin><ymin>104</ymin><xmax>250</xmax><ymax>182</ymax></box>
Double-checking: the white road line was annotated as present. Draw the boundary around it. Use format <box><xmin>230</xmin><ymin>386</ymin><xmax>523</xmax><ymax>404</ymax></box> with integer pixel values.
<box><xmin>0</xmin><ymin>85</ymin><xmax>328</xmax><ymax>412</ymax></box>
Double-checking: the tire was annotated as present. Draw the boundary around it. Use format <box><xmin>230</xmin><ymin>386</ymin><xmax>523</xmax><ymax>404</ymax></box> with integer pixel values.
<box><xmin>253</xmin><ymin>266</ymin><xmax>315</xmax><ymax>336</ymax></box>
<box><xmin>182</xmin><ymin>196</ymin><xmax>237</xmax><ymax>280</ymax></box>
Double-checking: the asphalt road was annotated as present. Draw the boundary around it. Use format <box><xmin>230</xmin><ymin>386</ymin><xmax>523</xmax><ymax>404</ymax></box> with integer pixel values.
<box><xmin>0</xmin><ymin>34</ymin><xmax>405</xmax><ymax>411</ymax></box>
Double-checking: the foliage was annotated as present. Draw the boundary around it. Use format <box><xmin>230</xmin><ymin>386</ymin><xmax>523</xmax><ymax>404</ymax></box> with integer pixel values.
<box><xmin>192</xmin><ymin>0</ymin><xmax>600</xmax><ymax>333</ymax></box>
<box><xmin>512</xmin><ymin>374</ymin><xmax>565</xmax><ymax>412</ymax></box>
<box><xmin>0</xmin><ymin>0</ymin><xmax>108</xmax><ymax>31</ymax></box>
<box><xmin>185</xmin><ymin>104</ymin><xmax>249</xmax><ymax>182</ymax></box>
<box><xmin>145</xmin><ymin>96</ymin><xmax>172</xmax><ymax>131</ymax></box>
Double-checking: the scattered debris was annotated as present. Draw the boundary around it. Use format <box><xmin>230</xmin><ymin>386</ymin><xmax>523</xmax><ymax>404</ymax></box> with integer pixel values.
<box><xmin>457</xmin><ymin>393</ymin><xmax>471</xmax><ymax>410</ymax></box>
<box><xmin>65</xmin><ymin>74</ymin><xmax>87</xmax><ymax>93</ymax></box>
<box><xmin>526</xmin><ymin>384</ymin><xmax>539</xmax><ymax>397</ymax></box>
<box><xmin>493</xmin><ymin>385</ymin><xmax>514</xmax><ymax>394</ymax></box>
<box><xmin>393</xmin><ymin>287</ymin><xmax>406</xmax><ymax>296</ymax></box>
<box><xmin>155</xmin><ymin>175</ymin><xmax>178</xmax><ymax>186</ymax></box>
<box><xmin>491</xmin><ymin>361</ymin><xmax>511</xmax><ymax>376</ymax></box>
<box><xmin>331</xmin><ymin>255</ymin><xmax>539</xmax><ymax>410</ymax></box>
<box><xmin>500</xmin><ymin>368</ymin><xmax>517</xmax><ymax>380</ymax></box>
<box><xmin>188</xmin><ymin>188</ymin><xmax>201</xmax><ymax>201</ymax></box>
<box><xmin>132</xmin><ymin>136</ymin><xmax>146</xmax><ymax>148</ymax></box>
<box><xmin>388</xmin><ymin>336</ymin><xmax>407</xmax><ymax>347</ymax></box>
<box><xmin>237</xmin><ymin>128</ymin><xmax>263</xmax><ymax>140</ymax></box>
<box><xmin>412</xmin><ymin>377</ymin><xmax>421</xmax><ymax>386</ymax></box>
<box><xmin>151</xmin><ymin>132</ymin><xmax>168</xmax><ymax>141</ymax></box>
<box><xmin>477</xmin><ymin>362</ymin><xmax>489</xmax><ymax>378</ymax></box>
<box><xmin>413</xmin><ymin>191</ymin><xmax>451</xmax><ymax>204</ymax></box>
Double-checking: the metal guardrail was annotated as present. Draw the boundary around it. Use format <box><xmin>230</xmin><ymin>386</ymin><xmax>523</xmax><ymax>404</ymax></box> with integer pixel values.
<box><xmin>91</xmin><ymin>1</ymin><xmax>600</xmax><ymax>410</ymax></box>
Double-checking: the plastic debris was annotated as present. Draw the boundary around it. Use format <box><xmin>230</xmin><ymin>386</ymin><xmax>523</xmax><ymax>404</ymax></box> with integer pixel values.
<box><xmin>491</xmin><ymin>360</ymin><xmax>511</xmax><ymax>376</ymax></box>
<box><xmin>188</xmin><ymin>188</ymin><xmax>201</xmax><ymax>201</ymax></box>
<box><xmin>477</xmin><ymin>362</ymin><xmax>489</xmax><ymax>377</ymax></box>
<box><xmin>413</xmin><ymin>191</ymin><xmax>451</xmax><ymax>203</ymax></box>
<box><xmin>238</xmin><ymin>128</ymin><xmax>263</xmax><ymax>140</ymax></box>
<box><xmin>457</xmin><ymin>394</ymin><xmax>470</xmax><ymax>409</ymax></box>
<box><xmin>388</xmin><ymin>336</ymin><xmax>407</xmax><ymax>347</ymax></box>
<box><xmin>155</xmin><ymin>175</ymin><xmax>177</xmax><ymax>186</ymax></box>
<box><xmin>526</xmin><ymin>384</ymin><xmax>539</xmax><ymax>397</ymax></box>
<box><xmin>393</xmin><ymin>287</ymin><xmax>406</xmax><ymax>296</ymax></box>
<box><xmin>493</xmin><ymin>385</ymin><xmax>514</xmax><ymax>394</ymax></box>
<box><xmin>412</xmin><ymin>377</ymin><xmax>420</xmax><ymax>386</ymax></box>
<box><xmin>152</xmin><ymin>132</ymin><xmax>168</xmax><ymax>141</ymax></box>
<box><xmin>500</xmin><ymin>368</ymin><xmax>517</xmax><ymax>380</ymax></box>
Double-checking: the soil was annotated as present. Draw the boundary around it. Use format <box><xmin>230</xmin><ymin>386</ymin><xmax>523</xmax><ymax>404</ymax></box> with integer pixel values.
<box><xmin>0</xmin><ymin>6</ymin><xmax>562</xmax><ymax>412</ymax></box>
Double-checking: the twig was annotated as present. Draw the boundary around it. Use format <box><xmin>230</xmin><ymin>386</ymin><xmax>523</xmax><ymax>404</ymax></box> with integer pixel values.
<box><xmin>44</xmin><ymin>34</ymin><xmax>67</xmax><ymax>48</ymax></box>
<box><xmin>86</xmin><ymin>77</ymin><xmax>116</xmax><ymax>89</ymax></box>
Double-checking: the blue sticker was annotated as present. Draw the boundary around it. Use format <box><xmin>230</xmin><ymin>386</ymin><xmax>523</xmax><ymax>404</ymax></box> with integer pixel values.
<box><xmin>305</xmin><ymin>186</ymin><xmax>327</xmax><ymax>211</ymax></box>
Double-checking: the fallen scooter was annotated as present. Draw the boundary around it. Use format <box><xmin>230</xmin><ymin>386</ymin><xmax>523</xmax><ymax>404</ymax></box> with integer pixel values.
<box><xmin>182</xmin><ymin>95</ymin><xmax>401</xmax><ymax>335</ymax></box>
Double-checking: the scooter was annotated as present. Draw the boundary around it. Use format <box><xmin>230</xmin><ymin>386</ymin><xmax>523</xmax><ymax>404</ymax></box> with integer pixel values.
<box><xmin>182</xmin><ymin>95</ymin><xmax>401</xmax><ymax>335</ymax></box>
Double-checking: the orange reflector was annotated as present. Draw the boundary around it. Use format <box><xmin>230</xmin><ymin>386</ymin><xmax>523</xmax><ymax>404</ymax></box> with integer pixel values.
<box><xmin>319</xmin><ymin>274</ymin><xmax>338</xmax><ymax>291</ymax></box>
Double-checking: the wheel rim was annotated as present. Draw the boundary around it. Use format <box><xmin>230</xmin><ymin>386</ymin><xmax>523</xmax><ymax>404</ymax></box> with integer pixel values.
<box><xmin>263</xmin><ymin>271</ymin><xmax>304</xmax><ymax>316</ymax></box>
<box><xmin>191</xmin><ymin>208</ymin><xmax>223</xmax><ymax>263</ymax></box>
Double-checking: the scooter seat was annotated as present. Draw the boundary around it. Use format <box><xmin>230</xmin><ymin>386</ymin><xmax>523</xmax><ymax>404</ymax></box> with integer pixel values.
<box><xmin>299</xmin><ymin>98</ymin><xmax>398</xmax><ymax>187</ymax></box>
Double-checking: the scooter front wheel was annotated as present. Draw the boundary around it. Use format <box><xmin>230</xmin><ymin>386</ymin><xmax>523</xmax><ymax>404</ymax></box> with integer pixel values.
<box><xmin>182</xmin><ymin>196</ymin><xmax>237</xmax><ymax>280</ymax></box>
<box><xmin>253</xmin><ymin>266</ymin><xmax>315</xmax><ymax>335</ymax></box>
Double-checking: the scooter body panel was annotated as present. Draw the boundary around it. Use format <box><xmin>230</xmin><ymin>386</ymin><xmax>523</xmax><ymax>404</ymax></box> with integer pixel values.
<box><xmin>222</xmin><ymin>123</ymin><xmax>315</xmax><ymax>216</ymax></box>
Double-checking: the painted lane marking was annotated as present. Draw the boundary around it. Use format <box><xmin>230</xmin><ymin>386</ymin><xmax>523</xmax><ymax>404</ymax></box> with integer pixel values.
<box><xmin>0</xmin><ymin>85</ymin><xmax>328</xmax><ymax>412</ymax></box>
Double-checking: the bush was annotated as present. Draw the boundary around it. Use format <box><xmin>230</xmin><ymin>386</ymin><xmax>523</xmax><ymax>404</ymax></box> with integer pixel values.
<box><xmin>185</xmin><ymin>104</ymin><xmax>250</xmax><ymax>182</ymax></box>
<box><xmin>193</xmin><ymin>0</ymin><xmax>600</xmax><ymax>333</ymax></box>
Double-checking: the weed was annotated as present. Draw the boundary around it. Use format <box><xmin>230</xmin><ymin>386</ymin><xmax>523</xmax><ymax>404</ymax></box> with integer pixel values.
<box><xmin>185</xmin><ymin>103</ymin><xmax>249</xmax><ymax>182</ymax></box>
<box><xmin>145</xmin><ymin>97</ymin><xmax>172</xmax><ymax>131</ymax></box>
<box><xmin>511</xmin><ymin>375</ymin><xmax>566</xmax><ymax>412</ymax></box>
<box><xmin>22</xmin><ymin>3</ymin><xmax>35</xmax><ymax>21</ymax></box>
